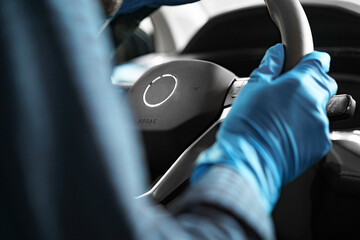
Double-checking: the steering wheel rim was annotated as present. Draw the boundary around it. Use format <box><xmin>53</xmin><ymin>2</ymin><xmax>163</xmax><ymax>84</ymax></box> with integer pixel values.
<box><xmin>135</xmin><ymin>0</ymin><xmax>314</xmax><ymax>202</ymax></box>
<box><xmin>265</xmin><ymin>0</ymin><xmax>314</xmax><ymax>71</ymax></box>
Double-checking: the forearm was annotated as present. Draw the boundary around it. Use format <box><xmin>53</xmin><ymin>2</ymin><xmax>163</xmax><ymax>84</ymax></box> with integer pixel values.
<box><xmin>134</xmin><ymin>167</ymin><xmax>275</xmax><ymax>240</ymax></box>
<box><xmin>173</xmin><ymin>167</ymin><xmax>275</xmax><ymax>239</ymax></box>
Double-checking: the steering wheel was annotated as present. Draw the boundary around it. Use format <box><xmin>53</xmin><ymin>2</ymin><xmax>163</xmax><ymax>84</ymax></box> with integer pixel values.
<box><xmin>127</xmin><ymin>0</ymin><xmax>353</xmax><ymax>201</ymax></box>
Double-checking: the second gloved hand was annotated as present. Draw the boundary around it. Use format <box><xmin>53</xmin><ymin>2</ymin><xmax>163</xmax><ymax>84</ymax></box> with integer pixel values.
<box><xmin>192</xmin><ymin>44</ymin><xmax>338</xmax><ymax>213</ymax></box>
<box><xmin>117</xmin><ymin>0</ymin><xmax>198</xmax><ymax>14</ymax></box>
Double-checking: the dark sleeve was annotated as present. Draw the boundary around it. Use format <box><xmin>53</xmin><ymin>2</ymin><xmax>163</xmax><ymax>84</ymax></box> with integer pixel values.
<box><xmin>0</xmin><ymin>1</ymin><xmax>274</xmax><ymax>240</ymax></box>
<box><xmin>138</xmin><ymin>166</ymin><xmax>275</xmax><ymax>240</ymax></box>
<box><xmin>170</xmin><ymin>167</ymin><xmax>274</xmax><ymax>239</ymax></box>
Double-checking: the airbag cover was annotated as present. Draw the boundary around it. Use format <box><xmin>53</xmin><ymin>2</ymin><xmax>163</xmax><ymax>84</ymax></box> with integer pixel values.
<box><xmin>127</xmin><ymin>60</ymin><xmax>235</xmax><ymax>179</ymax></box>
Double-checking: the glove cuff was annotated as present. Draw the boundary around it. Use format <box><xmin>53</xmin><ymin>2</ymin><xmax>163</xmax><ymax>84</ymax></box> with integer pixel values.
<box><xmin>192</xmin><ymin>139</ymin><xmax>281</xmax><ymax>213</ymax></box>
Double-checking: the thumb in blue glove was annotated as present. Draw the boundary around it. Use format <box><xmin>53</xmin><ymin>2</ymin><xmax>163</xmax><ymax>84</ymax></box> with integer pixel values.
<box><xmin>192</xmin><ymin>44</ymin><xmax>338</xmax><ymax>213</ymax></box>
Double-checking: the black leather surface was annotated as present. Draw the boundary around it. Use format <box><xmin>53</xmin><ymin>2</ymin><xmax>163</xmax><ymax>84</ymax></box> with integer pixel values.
<box><xmin>312</xmin><ymin>141</ymin><xmax>360</xmax><ymax>239</ymax></box>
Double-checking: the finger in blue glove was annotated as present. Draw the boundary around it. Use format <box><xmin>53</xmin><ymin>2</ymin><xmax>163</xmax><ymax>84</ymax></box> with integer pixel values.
<box><xmin>192</xmin><ymin>44</ymin><xmax>338</xmax><ymax>213</ymax></box>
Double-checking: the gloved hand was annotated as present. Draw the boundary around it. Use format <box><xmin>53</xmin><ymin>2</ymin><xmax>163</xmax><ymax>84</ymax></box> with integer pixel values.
<box><xmin>117</xmin><ymin>0</ymin><xmax>199</xmax><ymax>14</ymax></box>
<box><xmin>192</xmin><ymin>44</ymin><xmax>338</xmax><ymax>213</ymax></box>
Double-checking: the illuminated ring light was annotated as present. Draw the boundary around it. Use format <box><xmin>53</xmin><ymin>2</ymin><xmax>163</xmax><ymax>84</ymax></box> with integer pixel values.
<box><xmin>143</xmin><ymin>74</ymin><xmax>178</xmax><ymax>108</ymax></box>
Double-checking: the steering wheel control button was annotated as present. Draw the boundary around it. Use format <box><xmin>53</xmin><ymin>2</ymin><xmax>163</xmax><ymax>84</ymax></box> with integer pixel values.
<box><xmin>231</xmin><ymin>78</ymin><xmax>249</xmax><ymax>98</ymax></box>
<box><xmin>143</xmin><ymin>74</ymin><xmax>178</xmax><ymax>107</ymax></box>
<box><xmin>224</xmin><ymin>78</ymin><xmax>249</xmax><ymax>107</ymax></box>
<box><xmin>326</xmin><ymin>94</ymin><xmax>356</xmax><ymax>121</ymax></box>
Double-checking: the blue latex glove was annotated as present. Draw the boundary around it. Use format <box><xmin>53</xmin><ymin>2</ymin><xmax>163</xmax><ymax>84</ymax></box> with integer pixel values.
<box><xmin>117</xmin><ymin>0</ymin><xmax>199</xmax><ymax>14</ymax></box>
<box><xmin>192</xmin><ymin>44</ymin><xmax>338</xmax><ymax>213</ymax></box>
